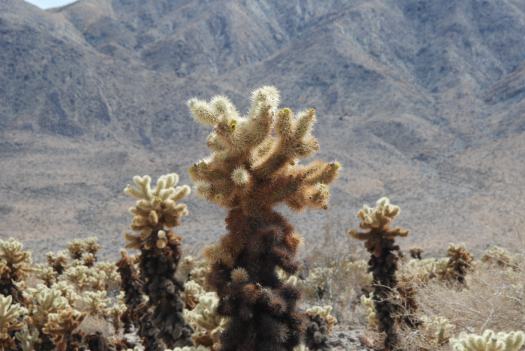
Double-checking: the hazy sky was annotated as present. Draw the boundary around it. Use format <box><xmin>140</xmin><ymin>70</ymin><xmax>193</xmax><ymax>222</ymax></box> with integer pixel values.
<box><xmin>25</xmin><ymin>0</ymin><xmax>78</xmax><ymax>9</ymax></box>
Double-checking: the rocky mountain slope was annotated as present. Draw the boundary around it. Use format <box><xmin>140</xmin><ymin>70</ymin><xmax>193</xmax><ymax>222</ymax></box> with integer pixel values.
<box><xmin>1</xmin><ymin>0</ymin><xmax>524</xmax><ymax>257</ymax></box>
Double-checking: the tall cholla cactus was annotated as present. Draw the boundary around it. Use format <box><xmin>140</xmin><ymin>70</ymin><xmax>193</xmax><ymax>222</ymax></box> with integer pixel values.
<box><xmin>451</xmin><ymin>330</ymin><xmax>525</xmax><ymax>351</ymax></box>
<box><xmin>349</xmin><ymin>197</ymin><xmax>408</xmax><ymax>351</ymax></box>
<box><xmin>188</xmin><ymin>86</ymin><xmax>340</xmax><ymax>351</ymax></box>
<box><xmin>123</xmin><ymin>173</ymin><xmax>193</xmax><ymax>348</ymax></box>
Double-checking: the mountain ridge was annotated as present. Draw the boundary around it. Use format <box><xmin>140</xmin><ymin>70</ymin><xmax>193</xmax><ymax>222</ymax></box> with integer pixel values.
<box><xmin>1</xmin><ymin>0</ymin><xmax>524</xmax><ymax>257</ymax></box>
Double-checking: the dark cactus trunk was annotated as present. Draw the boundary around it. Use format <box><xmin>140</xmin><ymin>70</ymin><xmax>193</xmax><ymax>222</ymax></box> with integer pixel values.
<box><xmin>208</xmin><ymin>209</ymin><xmax>304</xmax><ymax>351</ymax></box>
<box><xmin>369</xmin><ymin>238</ymin><xmax>400</xmax><ymax>351</ymax></box>
<box><xmin>116</xmin><ymin>252</ymin><xmax>163</xmax><ymax>351</ymax></box>
<box><xmin>138</xmin><ymin>230</ymin><xmax>193</xmax><ymax>348</ymax></box>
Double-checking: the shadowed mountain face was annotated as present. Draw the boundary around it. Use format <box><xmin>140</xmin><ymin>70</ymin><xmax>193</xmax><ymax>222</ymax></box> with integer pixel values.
<box><xmin>1</xmin><ymin>0</ymin><xmax>524</xmax><ymax>257</ymax></box>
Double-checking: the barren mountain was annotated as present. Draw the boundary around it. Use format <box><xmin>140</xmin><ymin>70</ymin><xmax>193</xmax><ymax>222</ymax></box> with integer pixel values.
<box><xmin>1</xmin><ymin>0</ymin><xmax>524</xmax><ymax>258</ymax></box>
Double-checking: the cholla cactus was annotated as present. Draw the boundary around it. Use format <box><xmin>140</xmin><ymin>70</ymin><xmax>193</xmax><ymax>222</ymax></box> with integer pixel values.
<box><xmin>35</xmin><ymin>264</ymin><xmax>58</xmax><ymax>287</ymax></box>
<box><xmin>189</xmin><ymin>86</ymin><xmax>339</xmax><ymax>351</ymax></box>
<box><xmin>304</xmin><ymin>305</ymin><xmax>337</xmax><ymax>351</ymax></box>
<box><xmin>420</xmin><ymin>315</ymin><xmax>455</xmax><ymax>347</ymax></box>
<box><xmin>451</xmin><ymin>330</ymin><xmax>525</xmax><ymax>351</ymax></box>
<box><xmin>15</xmin><ymin>326</ymin><xmax>41</xmax><ymax>351</ymax></box>
<box><xmin>47</xmin><ymin>250</ymin><xmax>69</xmax><ymax>275</ymax></box>
<box><xmin>62</xmin><ymin>265</ymin><xmax>106</xmax><ymax>291</ymax></box>
<box><xmin>349</xmin><ymin>197</ymin><xmax>408</xmax><ymax>351</ymax></box>
<box><xmin>0</xmin><ymin>238</ymin><xmax>32</xmax><ymax>301</ymax></box>
<box><xmin>184</xmin><ymin>292</ymin><xmax>225</xmax><ymax>350</ymax></box>
<box><xmin>23</xmin><ymin>284</ymin><xmax>69</xmax><ymax>329</ymax></box>
<box><xmin>481</xmin><ymin>246</ymin><xmax>515</xmax><ymax>269</ymax></box>
<box><xmin>103</xmin><ymin>293</ymin><xmax>127</xmax><ymax>333</ymax></box>
<box><xmin>68</xmin><ymin>237</ymin><xmax>101</xmax><ymax>261</ymax></box>
<box><xmin>0</xmin><ymin>294</ymin><xmax>27</xmax><ymax>350</ymax></box>
<box><xmin>360</xmin><ymin>294</ymin><xmax>378</xmax><ymax>329</ymax></box>
<box><xmin>42</xmin><ymin>307</ymin><xmax>85</xmax><ymax>351</ymax></box>
<box><xmin>441</xmin><ymin>243</ymin><xmax>474</xmax><ymax>286</ymax></box>
<box><xmin>78</xmin><ymin>291</ymin><xmax>110</xmax><ymax>317</ymax></box>
<box><xmin>123</xmin><ymin>173</ymin><xmax>194</xmax><ymax>348</ymax></box>
<box><xmin>183</xmin><ymin>280</ymin><xmax>206</xmax><ymax>310</ymax></box>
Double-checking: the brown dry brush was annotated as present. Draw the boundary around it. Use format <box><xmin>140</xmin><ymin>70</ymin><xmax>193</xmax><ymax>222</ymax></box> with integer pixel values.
<box><xmin>349</xmin><ymin>197</ymin><xmax>409</xmax><ymax>351</ymax></box>
<box><xmin>123</xmin><ymin>172</ymin><xmax>194</xmax><ymax>348</ymax></box>
<box><xmin>188</xmin><ymin>86</ymin><xmax>340</xmax><ymax>351</ymax></box>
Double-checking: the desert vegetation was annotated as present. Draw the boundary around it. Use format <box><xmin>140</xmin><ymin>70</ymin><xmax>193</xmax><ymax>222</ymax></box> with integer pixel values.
<box><xmin>0</xmin><ymin>87</ymin><xmax>523</xmax><ymax>351</ymax></box>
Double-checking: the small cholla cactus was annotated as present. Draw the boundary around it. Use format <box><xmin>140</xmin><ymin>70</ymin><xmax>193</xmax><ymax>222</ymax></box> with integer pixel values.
<box><xmin>420</xmin><ymin>315</ymin><xmax>455</xmax><ymax>347</ymax></box>
<box><xmin>481</xmin><ymin>246</ymin><xmax>515</xmax><ymax>269</ymax></box>
<box><xmin>409</xmin><ymin>247</ymin><xmax>423</xmax><ymax>260</ymax></box>
<box><xmin>303</xmin><ymin>305</ymin><xmax>337</xmax><ymax>351</ymax></box>
<box><xmin>0</xmin><ymin>294</ymin><xmax>27</xmax><ymax>350</ymax></box>
<box><xmin>183</xmin><ymin>280</ymin><xmax>206</xmax><ymax>310</ymax></box>
<box><xmin>35</xmin><ymin>264</ymin><xmax>58</xmax><ymax>287</ymax></box>
<box><xmin>23</xmin><ymin>284</ymin><xmax>69</xmax><ymax>329</ymax></box>
<box><xmin>451</xmin><ymin>330</ymin><xmax>525</xmax><ymax>351</ymax></box>
<box><xmin>47</xmin><ymin>250</ymin><xmax>69</xmax><ymax>275</ymax></box>
<box><xmin>78</xmin><ymin>291</ymin><xmax>110</xmax><ymax>317</ymax></box>
<box><xmin>441</xmin><ymin>243</ymin><xmax>474</xmax><ymax>286</ymax></box>
<box><xmin>360</xmin><ymin>294</ymin><xmax>379</xmax><ymax>329</ymax></box>
<box><xmin>0</xmin><ymin>238</ymin><xmax>32</xmax><ymax>301</ymax></box>
<box><xmin>189</xmin><ymin>86</ymin><xmax>340</xmax><ymax>351</ymax></box>
<box><xmin>15</xmin><ymin>326</ymin><xmax>41</xmax><ymax>351</ymax></box>
<box><xmin>184</xmin><ymin>291</ymin><xmax>225</xmax><ymax>350</ymax></box>
<box><xmin>68</xmin><ymin>237</ymin><xmax>101</xmax><ymax>262</ymax></box>
<box><xmin>42</xmin><ymin>307</ymin><xmax>85</xmax><ymax>351</ymax></box>
<box><xmin>103</xmin><ymin>291</ymin><xmax>127</xmax><ymax>333</ymax></box>
<box><xmin>123</xmin><ymin>172</ymin><xmax>194</xmax><ymax>348</ymax></box>
<box><xmin>349</xmin><ymin>197</ymin><xmax>408</xmax><ymax>351</ymax></box>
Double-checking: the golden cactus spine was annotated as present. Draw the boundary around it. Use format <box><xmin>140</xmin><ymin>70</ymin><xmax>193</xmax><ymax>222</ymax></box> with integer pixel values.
<box><xmin>188</xmin><ymin>86</ymin><xmax>339</xmax><ymax>351</ymax></box>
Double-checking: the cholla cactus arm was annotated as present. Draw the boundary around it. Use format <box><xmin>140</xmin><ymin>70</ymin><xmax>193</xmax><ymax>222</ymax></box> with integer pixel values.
<box><xmin>124</xmin><ymin>173</ymin><xmax>190</xmax><ymax>249</ymax></box>
<box><xmin>0</xmin><ymin>294</ymin><xmax>27</xmax><ymax>348</ymax></box>
<box><xmin>189</xmin><ymin>86</ymin><xmax>339</xmax><ymax>351</ymax></box>
<box><xmin>451</xmin><ymin>330</ymin><xmax>525</xmax><ymax>351</ymax></box>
